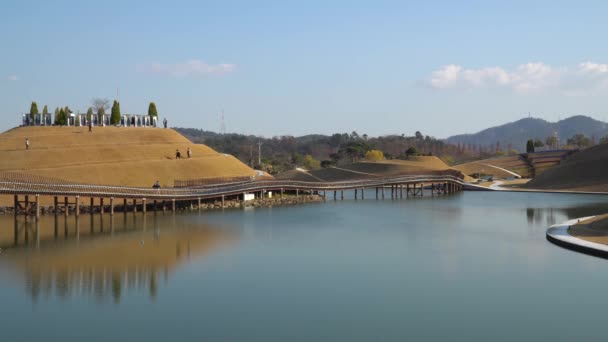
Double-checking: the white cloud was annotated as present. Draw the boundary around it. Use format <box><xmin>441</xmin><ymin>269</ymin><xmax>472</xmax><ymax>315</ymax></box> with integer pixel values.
<box><xmin>426</xmin><ymin>61</ymin><xmax>608</xmax><ymax>94</ymax></box>
<box><xmin>136</xmin><ymin>59</ymin><xmax>236</xmax><ymax>76</ymax></box>
<box><xmin>579</xmin><ymin>61</ymin><xmax>608</xmax><ymax>74</ymax></box>
<box><xmin>7</xmin><ymin>75</ymin><xmax>18</xmax><ymax>81</ymax></box>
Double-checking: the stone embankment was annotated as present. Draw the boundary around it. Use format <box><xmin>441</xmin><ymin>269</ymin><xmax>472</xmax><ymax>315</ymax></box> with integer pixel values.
<box><xmin>0</xmin><ymin>194</ymin><xmax>324</xmax><ymax>216</ymax></box>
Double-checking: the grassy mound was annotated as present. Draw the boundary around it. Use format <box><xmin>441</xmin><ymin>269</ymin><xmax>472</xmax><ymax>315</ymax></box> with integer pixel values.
<box><xmin>526</xmin><ymin>144</ymin><xmax>608</xmax><ymax>191</ymax></box>
<box><xmin>0</xmin><ymin>126</ymin><xmax>259</xmax><ymax>188</ymax></box>
<box><xmin>277</xmin><ymin>156</ymin><xmax>466</xmax><ymax>182</ymax></box>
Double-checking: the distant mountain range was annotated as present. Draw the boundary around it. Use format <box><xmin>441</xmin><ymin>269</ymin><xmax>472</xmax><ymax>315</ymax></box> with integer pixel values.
<box><xmin>446</xmin><ymin>116</ymin><xmax>608</xmax><ymax>151</ymax></box>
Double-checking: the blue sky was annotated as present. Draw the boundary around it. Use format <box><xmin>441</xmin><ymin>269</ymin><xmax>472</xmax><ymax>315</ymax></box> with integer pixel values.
<box><xmin>2</xmin><ymin>0</ymin><xmax>608</xmax><ymax>138</ymax></box>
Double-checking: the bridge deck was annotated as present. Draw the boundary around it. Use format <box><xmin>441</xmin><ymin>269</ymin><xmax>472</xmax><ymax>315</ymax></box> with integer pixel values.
<box><xmin>1</xmin><ymin>175</ymin><xmax>465</xmax><ymax>200</ymax></box>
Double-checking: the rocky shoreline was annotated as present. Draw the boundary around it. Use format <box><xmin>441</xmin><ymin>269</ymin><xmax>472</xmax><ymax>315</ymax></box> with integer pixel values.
<box><xmin>0</xmin><ymin>194</ymin><xmax>325</xmax><ymax>215</ymax></box>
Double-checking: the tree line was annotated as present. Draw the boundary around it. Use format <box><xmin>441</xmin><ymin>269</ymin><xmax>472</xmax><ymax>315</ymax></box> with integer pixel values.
<box><xmin>176</xmin><ymin>128</ymin><xmax>489</xmax><ymax>174</ymax></box>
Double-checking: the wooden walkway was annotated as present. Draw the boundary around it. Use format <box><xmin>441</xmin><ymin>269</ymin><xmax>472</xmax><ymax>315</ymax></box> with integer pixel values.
<box><xmin>1</xmin><ymin>174</ymin><xmax>465</xmax><ymax>219</ymax></box>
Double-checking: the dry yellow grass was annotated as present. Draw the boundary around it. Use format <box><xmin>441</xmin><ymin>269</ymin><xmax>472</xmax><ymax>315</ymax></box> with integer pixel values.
<box><xmin>569</xmin><ymin>214</ymin><xmax>608</xmax><ymax>245</ymax></box>
<box><xmin>0</xmin><ymin>126</ymin><xmax>260</xmax><ymax>205</ymax></box>
<box><xmin>0</xmin><ymin>126</ymin><xmax>257</xmax><ymax>184</ymax></box>
<box><xmin>452</xmin><ymin>161</ymin><xmax>520</xmax><ymax>179</ymax></box>
<box><xmin>277</xmin><ymin>156</ymin><xmax>471</xmax><ymax>182</ymax></box>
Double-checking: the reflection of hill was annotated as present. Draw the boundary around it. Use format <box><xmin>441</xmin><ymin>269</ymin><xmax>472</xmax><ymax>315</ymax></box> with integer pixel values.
<box><xmin>0</xmin><ymin>216</ymin><xmax>234</xmax><ymax>303</ymax></box>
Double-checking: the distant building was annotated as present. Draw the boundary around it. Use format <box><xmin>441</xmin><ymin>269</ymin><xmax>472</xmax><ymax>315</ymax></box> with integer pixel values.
<box><xmin>120</xmin><ymin>114</ymin><xmax>157</xmax><ymax>127</ymax></box>
<box><xmin>22</xmin><ymin>113</ymin><xmax>52</xmax><ymax>126</ymax></box>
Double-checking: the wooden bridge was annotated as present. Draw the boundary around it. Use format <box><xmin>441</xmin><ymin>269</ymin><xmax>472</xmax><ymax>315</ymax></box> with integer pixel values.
<box><xmin>2</xmin><ymin>174</ymin><xmax>465</xmax><ymax>220</ymax></box>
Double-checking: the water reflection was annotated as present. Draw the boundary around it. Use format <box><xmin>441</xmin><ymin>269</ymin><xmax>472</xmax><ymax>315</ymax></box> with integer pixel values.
<box><xmin>525</xmin><ymin>200</ymin><xmax>608</xmax><ymax>227</ymax></box>
<box><xmin>0</xmin><ymin>213</ymin><xmax>234</xmax><ymax>304</ymax></box>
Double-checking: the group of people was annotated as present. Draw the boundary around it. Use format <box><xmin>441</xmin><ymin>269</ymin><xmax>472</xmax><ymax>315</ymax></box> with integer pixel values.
<box><xmin>175</xmin><ymin>147</ymin><xmax>192</xmax><ymax>160</ymax></box>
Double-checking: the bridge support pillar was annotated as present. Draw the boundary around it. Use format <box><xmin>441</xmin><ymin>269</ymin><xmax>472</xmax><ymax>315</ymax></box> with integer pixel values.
<box><xmin>133</xmin><ymin>199</ymin><xmax>137</xmax><ymax>213</ymax></box>
<box><xmin>361</xmin><ymin>189</ymin><xmax>364</xmax><ymax>200</ymax></box>
<box><xmin>334</xmin><ymin>191</ymin><xmax>337</xmax><ymax>200</ymax></box>
<box><xmin>382</xmin><ymin>186</ymin><xmax>385</xmax><ymax>199</ymax></box>
<box><xmin>75</xmin><ymin>196</ymin><xmax>80</xmax><ymax>217</ymax></box>
<box><xmin>222</xmin><ymin>195</ymin><xmax>225</xmax><ymax>208</ymax></box>
<box><xmin>24</xmin><ymin>195</ymin><xmax>29</xmax><ymax>220</ymax></box>
<box><xmin>90</xmin><ymin>198</ymin><xmax>94</xmax><ymax>214</ymax></box>
<box><xmin>296</xmin><ymin>189</ymin><xmax>299</xmax><ymax>198</ymax></box>
<box><xmin>198</xmin><ymin>198</ymin><xmax>201</xmax><ymax>210</ymax></box>
<box><xmin>280</xmin><ymin>188</ymin><xmax>284</xmax><ymax>198</ymax></box>
<box><xmin>54</xmin><ymin>196</ymin><xmax>58</xmax><ymax>217</ymax></box>
<box><xmin>64</xmin><ymin>196</ymin><xmax>68</xmax><ymax>217</ymax></box>
<box><xmin>142</xmin><ymin>198</ymin><xmax>146</xmax><ymax>213</ymax></box>
<box><xmin>354</xmin><ymin>189</ymin><xmax>358</xmax><ymax>200</ymax></box>
<box><xmin>341</xmin><ymin>190</ymin><xmax>344</xmax><ymax>200</ymax></box>
<box><xmin>35</xmin><ymin>194</ymin><xmax>39</xmax><ymax>220</ymax></box>
<box><xmin>375</xmin><ymin>187</ymin><xmax>378</xmax><ymax>199</ymax></box>
<box><xmin>14</xmin><ymin>195</ymin><xmax>18</xmax><ymax>218</ymax></box>
<box><xmin>400</xmin><ymin>185</ymin><xmax>403</xmax><ymax>199</ymax></box>
<box><xmin>110</xmin><ymin>197</ymin><xmax>114</xmax><ymax>216</ymax></box>
<box><xmin>123</xmin><ymin>199</ymin><xmax>128</xmax><ymax>213</ymax></box>
<box><xmin>172</xmin><ymin>199</ymin><xmax>176</xmax><ymax>212</ymax></box>
<box><xmin>100</xmin><ymin>198</ymin><xmax>104</xmax><ymax>214</ymax></box>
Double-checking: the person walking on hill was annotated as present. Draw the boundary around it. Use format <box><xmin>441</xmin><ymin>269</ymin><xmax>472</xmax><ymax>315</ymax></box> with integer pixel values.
<box><xmin>187</xmin><ymin>147</ymin><xmax>192</xmax><ymax>159</ymax></box>
<box><xmin>176</xmin><ymin>149</ymin><xmax>182</xmax><ymax>160</ymax></box>
<box><xmin>25</xmin><ymin>138</ymin><xmax>30</xmax><ymax>150</ymax></box>
<box><xmin>88</xmin><ymin>119</ymin><xmax>92</xmax><ymax>132</ymax></box>
<box><xmin>163</xmin><ymin>118</ymin><xmax>168</xmax><ymax>128</ymax></box>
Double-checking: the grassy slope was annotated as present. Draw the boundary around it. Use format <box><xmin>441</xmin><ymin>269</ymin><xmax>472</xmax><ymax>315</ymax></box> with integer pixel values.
<box><xmin>0</xmin><ymin>126</ymin><xmax>258</xmax><ymax>188</ymax></box>
<box><xmin>526</xmin><ymin>144</ymin><xmax>608</xmax><ymax>191</ymax></box>
<box><xmin>277</xmin><ymin>156</ymin><xmax>468</xmax><ymax>182</ymax></box>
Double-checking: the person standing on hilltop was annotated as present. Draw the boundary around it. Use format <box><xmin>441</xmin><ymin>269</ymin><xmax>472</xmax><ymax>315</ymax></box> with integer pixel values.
<box><xmin>25</xmin><ymin>137</ymin><xmax>30</xmax><ymax>150</ymax></box>
<box><xmin>163</xmin><ymin>118</ymin><xmax>168</xmax><ymax>128</ymax></box>
<box><xmin>176</xmin><ymin>149</ymin><xmax>181</xmax><ymax>160</ymax></box>
<box><xmin>187</xmin><ymin>147</ymin><xmax>192</xmax><ymax>159</ymax></box>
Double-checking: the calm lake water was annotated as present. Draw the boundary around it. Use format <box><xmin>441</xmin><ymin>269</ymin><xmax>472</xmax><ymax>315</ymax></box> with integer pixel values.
<box><xmin>1</xmin><ymin>191</ymin><xmax>608</xmax><ymax>341</ymax></box>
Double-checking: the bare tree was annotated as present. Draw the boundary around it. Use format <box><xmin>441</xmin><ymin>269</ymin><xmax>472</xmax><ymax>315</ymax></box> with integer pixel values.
<box><xmin>91</xmin><ymin>98</ymin><xmax>110</xmax><ymax>114</ymax></box>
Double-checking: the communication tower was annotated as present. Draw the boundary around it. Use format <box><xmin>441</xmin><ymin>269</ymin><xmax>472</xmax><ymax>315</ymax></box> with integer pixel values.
<box><xmin>220</xmin><ymin>110</ymin><xmax>226</xmax><ymax>134</ymax></box>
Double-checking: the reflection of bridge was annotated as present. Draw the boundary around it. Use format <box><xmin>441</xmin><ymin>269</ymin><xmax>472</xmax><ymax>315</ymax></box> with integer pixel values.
<box><xmin>1</xmin><ymin>214</ymin><xmax>233</xmax><ymax>303</ymax></box>
<box><xmin>2</xmin><ymin>174</ymin><xmax>464</xmax><ymax>219</ymax></box>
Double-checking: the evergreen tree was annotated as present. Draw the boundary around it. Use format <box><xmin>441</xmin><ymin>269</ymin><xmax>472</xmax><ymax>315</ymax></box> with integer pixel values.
<box><xmin>29</xmin><ymin>101</ymin><xmax>39</xmax><ymax>115</ymax></box>
<box><xmin>42</xmin><ymin>105</ymin><xmax>49</xmax><ymax>115</ymax></box>
<box><xmin>148</xmin><ymin>102</ymin><xmax>158</xmax><ymax>117</ymax></box>
<box><xmin>110</xmin><ymin>100</ymin><xmax>121</xmax><ymax>125</ymax></box>
<box><xmin>87</xmin><ymin>107</ymin><xmax>93</xmax><ymax>122</ymax></box>
<box><xmin>55</xmin><ymin>108</ymin><xmax>67</xmax><ymax>126</ymax></box>
<box><xmin>526</xmin><ymin>139</ymin><xmax>535</xmax><ymax>153</ymax></box>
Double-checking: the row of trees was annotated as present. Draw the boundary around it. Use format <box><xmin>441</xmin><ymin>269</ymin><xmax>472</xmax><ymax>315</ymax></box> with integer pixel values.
<box><xmin>526</xmin><ymin>133</ymin><xmax>605</xmax><ymax>153</ymax></box>
<box><xmin>177</xmin><ymin>128</ymin><xmax>456</xmax><ymax>174</ymax></box>
<box><xmin>26</xmin><ymin>100</ymin><xmax>159</xmax><ymax>126</ymax></box>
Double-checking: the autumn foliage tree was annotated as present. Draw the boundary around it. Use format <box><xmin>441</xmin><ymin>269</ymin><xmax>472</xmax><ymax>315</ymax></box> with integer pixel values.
<box><xmin>364</xmin><ymin>149</ymin><xmax>384</xmax><ymax>161</ymax></box>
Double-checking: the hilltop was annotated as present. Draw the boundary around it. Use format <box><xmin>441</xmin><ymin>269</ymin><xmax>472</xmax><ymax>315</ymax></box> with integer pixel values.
<box><xmin>0</xmin><ymin>126</ymin><xmax>259</xmax><ymax>188</ymax></box>
<box><xmin>446</xmin><ymin>116</ymin><xmax>608</xmax><ymax>151</ymax></box>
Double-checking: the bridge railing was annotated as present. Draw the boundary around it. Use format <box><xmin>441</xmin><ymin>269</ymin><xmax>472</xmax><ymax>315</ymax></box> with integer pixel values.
<box><xmin>0</xmin><ymin>175</ymin><xmax>465</xmax><ymax>200</ymax></box>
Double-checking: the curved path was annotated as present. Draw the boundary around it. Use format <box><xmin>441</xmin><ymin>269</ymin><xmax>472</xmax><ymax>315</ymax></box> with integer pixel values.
<box><xmin>546</xmin><ymin>216</ymin><xmax>608</xmax><ymax>258</ymax></box>
<box><xmin>0</xmin><ymin>175</ymin><xmax>465</xmax><ymax>200</ymax></box>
